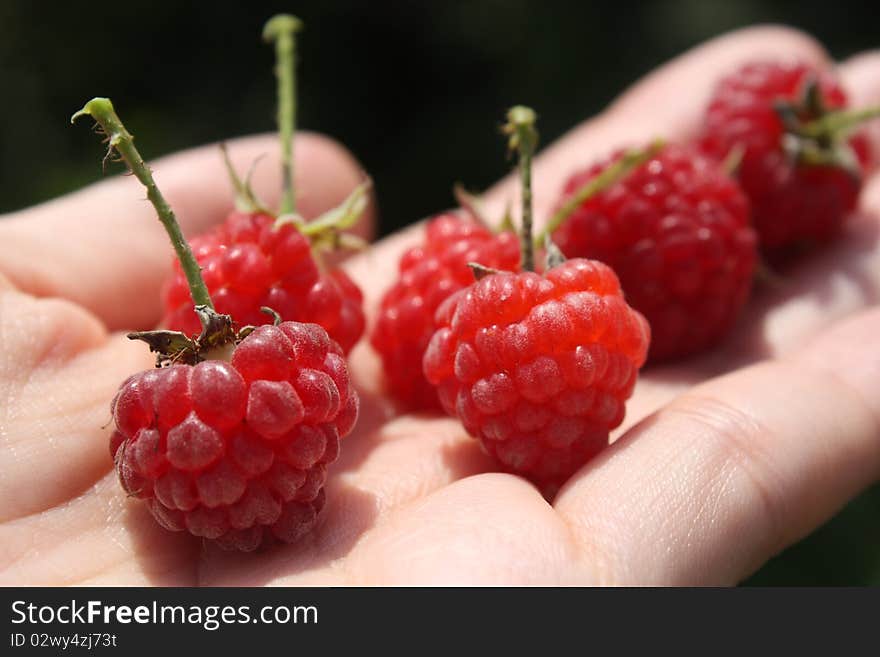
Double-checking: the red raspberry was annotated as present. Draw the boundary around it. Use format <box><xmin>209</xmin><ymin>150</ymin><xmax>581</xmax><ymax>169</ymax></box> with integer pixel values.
<box><xmin>551</xmin><ymin>144</ymin><xmax>757</xmax><ymax>362</ymax></box>
<box><xmin>161</xmin><ymin>211</ymin><xmax>365</xmax><ymax>354</ymax></box>
<box><xmin>699</xmin><ymin>60</ymin><xmax>871</xmax><ymax>252</ymax></box>
<box><xmin>371</xmin><ymin>213</ymin><xmax>520</xmax><ymax>410</ymax></box>
<box><xmin>110</xmin><ymin>321</ymin><xmax>359</xmax><ymax>551</ymax></box>
<box><xmin>423</xmin><ymin>258</ymin><xmax>649</xmax><ymax>493</ymax></box>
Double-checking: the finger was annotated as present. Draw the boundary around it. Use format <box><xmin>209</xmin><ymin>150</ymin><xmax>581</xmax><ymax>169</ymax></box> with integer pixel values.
<box><xmin>0</xmin><ymin>474</ymin><xmax>198</xmax><ymax>586</ymax></box>
<box><xmin>342</xmin><ymin>474</ymin><xmax>578</xmax><ymax>585</ymax></box>
<box><xmin>554</xmin><ymin>307</ymin><xmax>880</xmax><ymax>585</ymax></box>
<box><xmin>0</xmin><ymin>287</ymin><xmax>150</xmax><ymax>523</ymax></box>
<box><xmin>0</xmin><ymin>132</ymin><xmax>374</xmax><ymax>331</ymax></box>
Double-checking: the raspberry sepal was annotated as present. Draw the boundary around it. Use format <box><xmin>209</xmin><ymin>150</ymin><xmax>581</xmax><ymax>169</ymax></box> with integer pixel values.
<box><xmin>774</xmin><ymin>76</ymin><xmax>880</xmax><ymax>178</ymax></box>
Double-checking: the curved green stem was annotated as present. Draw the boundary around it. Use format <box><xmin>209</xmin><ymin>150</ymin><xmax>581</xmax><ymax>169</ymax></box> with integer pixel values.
<box><xmin>503</xmin><ymin>106</ymin><xmax>539</xmax><ymax>272</ymax></box>
<box><xmin>72</xmin><ymin>97</ymin><xmax>214</xmax><ymax>310</ymax></box>
<box><xmin>801</xmin><ymin>105</ymin><xmax>880</xmax><ymax>139</ymax></box>
<box><xmin>264</xmin><ymin>14</ymin><xmax>303</xmax><ymax>216</ymax></box>
<box><xmin>537</xmin><ymin>139</ymin><xmax>665</xmax><ymax>245</ymax></box>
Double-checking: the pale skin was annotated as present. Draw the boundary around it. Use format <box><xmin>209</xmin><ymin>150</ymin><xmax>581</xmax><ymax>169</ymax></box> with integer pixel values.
<box><xmin>1</xmin><ymin>26</ymin><xmax>879</xmax><ymax>586</ymax></box>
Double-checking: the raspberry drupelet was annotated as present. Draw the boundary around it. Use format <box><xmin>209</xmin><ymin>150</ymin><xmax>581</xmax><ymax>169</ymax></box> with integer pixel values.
<box><xmin>699</xmin><ymin>60</ymin><xmax>875</xmax><ymax>254</ymax></box>
<box><xmin>161</xmin><ymin>14</ymin><xmax>367</xmax><ymax>352</ymax></box>
<box><xmin>371</xmin><ymin>213</ymin><xmax>520</xmax><ymax>410</ymax></box>
<box><xmin>111</xmin><ymin>321</ymin><xmax>358</xmax><ymax>551</ymax></box>
<box><xmin>423</xmin><ymin>106</ymin><xmax>650</xmax><ymax>495</ymax></box>
<box><xmin>550</xmin><ymin>144</ymin><xmax>757</xmax><ymax>362</ymax></box>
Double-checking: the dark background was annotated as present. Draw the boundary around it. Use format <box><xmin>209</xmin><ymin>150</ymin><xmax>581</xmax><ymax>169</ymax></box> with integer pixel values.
<box><xmin>1</xmin><ymin>0</ymin><xmax>878</xmax><ymax>584</ymax></box>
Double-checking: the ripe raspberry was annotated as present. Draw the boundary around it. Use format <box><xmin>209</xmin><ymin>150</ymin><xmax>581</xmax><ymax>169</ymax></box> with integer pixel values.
<box><xmin>110</xmin><ymin>321</ymin><xmax>359</xmax><ymax>551</ymax></box>
<box><xmin>163</xmin><ymin>14</ymin><xmax>367</xmax><ymax>353</ymax></box>
<box><xmin>75</xmin><ymin>24</ymin><xmax>360</xmax><ymax>553</ymax></box>
<box><xmin>161</xmin><ymin>211</ymin><xmax>365</xmax><ymax>354</ymax></box>
<box><xmin>423</xmin><ymin>258</ymin><xmax>649</xmax><ymax>493</ymax></box>
<box><xmin>699</xmin><ymin>60</ymin><xmax>871</xmax><ymax>252</ymax></box>
<box><xmin>551</xmin><ymin>144</ymin><xmax>757</xmax><ymax>361</ymax></box>
<box><xmin>371</xmin><ymin>213</ymin><xmax>520</xmax><ymax>409</ymax></box>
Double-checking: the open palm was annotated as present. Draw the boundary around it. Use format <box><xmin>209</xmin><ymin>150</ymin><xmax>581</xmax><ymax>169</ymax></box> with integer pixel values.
<box><xmin>2</xmin><ymin>26</ymin><xmax>879</xmax><ymax>586</ymax></box>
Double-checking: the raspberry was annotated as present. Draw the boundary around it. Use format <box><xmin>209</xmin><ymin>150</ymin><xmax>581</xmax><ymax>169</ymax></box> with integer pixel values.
<box><xmin>370</xmin><ymin>213</ymin><xmax>520</xmax><ymax>410</ymax></box>
<box><xmin>551</xmin><ymin>144</ymin><xmax>757</xmax><ymax>361</ymax></box>
<box><xmin>163</xmin><ymin>14</ymin><xmax>367</xmax><ymax>353</ymax></box>
<box><xmin>75</xmin><ymin>22</ymin><xmax>361</xmax><ymax>554</ymax></box>
<box><xmin>699</xmin><ymin>60</ymin><xmax>872</xmax><ymax>253</ymax></box>
<box><xmin>419</xmin><ymin>105</ymin><xmax>649</xmax><ymax>493</ymax></box>
<box><xmin>423</xmin><ymin>259</ymin><xmax>649</xmax><ymax>492</ymax></box>
<box><xmin>111</xmin><ymin>322</ymin><xmax>359</xmax><ymax>551</ymax></box>
<box><xmin>161</xmin><ymin>212</ymin><xmax>365</xmax><ymax>354</ymax></box>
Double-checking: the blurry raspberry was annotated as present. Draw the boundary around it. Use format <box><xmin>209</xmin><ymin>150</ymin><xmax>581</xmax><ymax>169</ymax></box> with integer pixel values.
<box><xmin>371</xmin><ymin>213</ymin><xmax>520</xmax><ymax>410</ymax></box>
<box><xmin>161</xmin><ymin>212</ymin><xmax>365</xmax><ymax>354</ymax></box>
<box><xmin>552</xmin><ymin>144</ymin><xmax>757</xmax><ymax>361</ymax></box>
<box><xmin>423</xmin><ymin>258</ymin><xmax>649</xmax><ymax>494</ymax></box>
<box><xmin>111</xmin><ymin>322</ymin><xmax>359</xmax><ymax>552</ymax></box>
<box><xmin>699</xmin><ymin>60</ymin><xmax>872</xmax><ymax>254</ymax></box>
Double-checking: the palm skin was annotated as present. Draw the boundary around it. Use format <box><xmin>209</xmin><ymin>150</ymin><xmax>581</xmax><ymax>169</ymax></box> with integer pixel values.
<box><xmin>2</xmin><ymin>26</ymin><xmax>879</xmax><ymax>586</ymax></box>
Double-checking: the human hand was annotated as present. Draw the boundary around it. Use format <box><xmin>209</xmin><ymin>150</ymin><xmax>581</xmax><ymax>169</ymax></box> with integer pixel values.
<box><xmin>2</xmin><ymin>26</ymin><xmax>879</xmax><ymax>585</ymax></box>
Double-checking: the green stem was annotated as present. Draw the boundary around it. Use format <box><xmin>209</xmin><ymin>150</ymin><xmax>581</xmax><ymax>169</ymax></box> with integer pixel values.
<box><xmin>721</xmin><ymin>143</ymin><xmax>745</xmax><ymax>177</ymax></box>
<box><xmin>801</xmin><ymin>105</ymin><xmax>880</xmax><ymax>139</ymax></box>
<box><xmin>263</xmin><ymin>14</ymin><xmax>303</xmax><ymax>216</ymax></box>
<box><xmin>71</xmin><ymin>98</ymin><xmax>214</xmax><ymax>310</ymax></box>
<box><xmin>503</xmin><ymin>106</ymin><xmax>539</xmax><ymax>272</ymax></box>
<box><xmin>537</xmin><ymin>139</ymin><xmax>665</xmax><ymax>245</ymax></box>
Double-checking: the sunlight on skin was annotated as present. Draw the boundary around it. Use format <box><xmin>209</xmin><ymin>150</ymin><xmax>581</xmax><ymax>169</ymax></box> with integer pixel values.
<box><xmin>1</xmin><ymin>26</ymin><xmax>879</xmax><ymax>586</ymax></box>
<box><xmin>554</xmin><ymin>312</ymin><xmax>880</xmax><ymax>584</ymax></box>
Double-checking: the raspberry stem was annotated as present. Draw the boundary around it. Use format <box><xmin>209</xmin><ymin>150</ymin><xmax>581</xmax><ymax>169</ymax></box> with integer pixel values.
<box><xmin>71</xmin><ymin>97</ymin><xmax>214</xmax><ymax>311</ymax></box>
<box><xmin>538</xmin><ymin>139</ymin><xmax>665</xmax><ymax>245</ymax></box>
<box><xmin>263</xmin><ymin>14</ymin><xmax>303</xmax><ymax>216</ymax></box>
<box><xmin>800</xmin><ymin>105</ymin><xmax>880</xmax><ymax>140</ymax></box>
<box><xmin>503</xmin><ymin>106</ymin><xmax>539</xmax><ymax>272</ymax></box>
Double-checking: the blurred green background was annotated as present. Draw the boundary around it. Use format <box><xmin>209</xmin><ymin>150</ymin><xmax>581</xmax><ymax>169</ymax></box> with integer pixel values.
<box><xmin>1</xmin><ymin>0</ymin><xmax>877</xmax><ymax>584</ymax></box>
